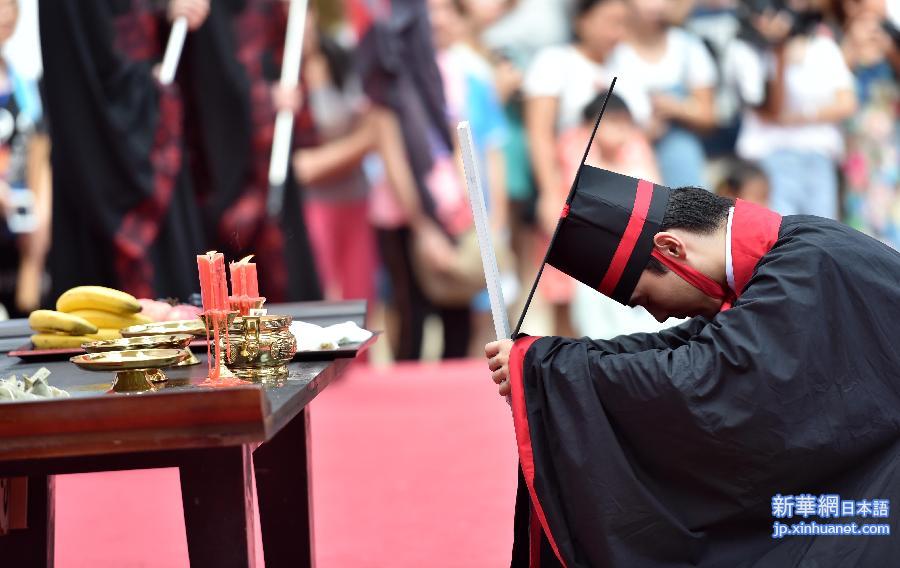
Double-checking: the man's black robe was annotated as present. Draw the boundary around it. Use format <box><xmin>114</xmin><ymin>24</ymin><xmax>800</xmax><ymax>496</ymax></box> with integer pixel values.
<box><xmin>510</xmin><ymin>215</ymin><xmax>900</xmax><ymax>566</ymax></box>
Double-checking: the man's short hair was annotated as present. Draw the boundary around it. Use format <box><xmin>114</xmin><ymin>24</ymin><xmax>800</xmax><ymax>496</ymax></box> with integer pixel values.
<box><xmin>646</xmin><ymin>187</ymin><xmax>735</xmax><ymax>275</ymax></box>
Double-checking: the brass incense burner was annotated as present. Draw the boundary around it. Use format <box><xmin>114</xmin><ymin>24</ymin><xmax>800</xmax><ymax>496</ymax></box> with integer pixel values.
<box><xmin>223</xmin><ymin>315</ymin><xmax>296</xmax><ymax>382</ymax></box>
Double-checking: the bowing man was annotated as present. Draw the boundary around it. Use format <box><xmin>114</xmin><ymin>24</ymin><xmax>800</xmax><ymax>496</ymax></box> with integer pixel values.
<box><xmin>486</xmin><ymin>166</ymin><xmax>900</xmax><ymax>567</ymax></box>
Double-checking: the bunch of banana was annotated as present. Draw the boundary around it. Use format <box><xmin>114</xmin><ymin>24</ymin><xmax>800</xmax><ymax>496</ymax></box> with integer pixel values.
<box><xmin>56</xmin><ymin>286</ymin><xmax>151</xmax><ymax>330</ymax></box>
<box><xmin>30</xmin><ymin>329</ymin><xmax>122</xmax><ymax>349</ymax></box>
<box><xmin>56</xmin><ymin>286</ymin><xmax>142</xmax><ymax>314</ymax></box>
<box><xmin>28</xmin><ymin>309</ymin><xmax>122</xmax><ymax>349</ymax></box>
<box><xmin>28</xmin><ymin>286</ymin><xmax>149</xmax><ymax>349</ymax></box>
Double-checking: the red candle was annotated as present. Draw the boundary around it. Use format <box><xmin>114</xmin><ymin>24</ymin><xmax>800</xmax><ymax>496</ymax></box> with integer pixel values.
<box><xmin>198</xmin><ymin>251</ymin><xmax>228</xmax><ymax>311</ymax></box>
<box><xmin>243</xmin><ymin>256</ymin><xmax>259</xmax><ymax>298</ymax></box>
<box><xmin>229</xmin><ymin>255</ymin><xmax>258</xmax><ymax>299</ymax></box>
<box><xmin>229</xmin><ymin>261</ymin><xmax>244</xmax><ymax>298</ymax></box>
<box><xmin>197</xmin><ymin>261</ymin><xmax>209</xmax><ymax>312</ymax></box>
<box><xmin>216</xmin><ymin>256</ymin><xmax>228</xmax><ymax>310</ymax></box>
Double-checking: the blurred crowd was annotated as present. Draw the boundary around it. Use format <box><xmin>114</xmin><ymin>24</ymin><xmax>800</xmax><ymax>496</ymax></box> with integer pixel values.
<box><xmin>0</xmin><ymin>0</ymin><xmax>899</xmax><ymax>362</ymax></box>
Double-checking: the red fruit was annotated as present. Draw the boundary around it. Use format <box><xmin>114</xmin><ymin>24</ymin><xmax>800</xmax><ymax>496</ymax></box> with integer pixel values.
<box><xmin>137</xmin><ymin>298</ymin><xmax>175</xmax><ymax>322</ymax></box>
<box><xmin>166</xmin><ymin>304</ymin><xmax>203</xmax><ymax>321</ymax></box>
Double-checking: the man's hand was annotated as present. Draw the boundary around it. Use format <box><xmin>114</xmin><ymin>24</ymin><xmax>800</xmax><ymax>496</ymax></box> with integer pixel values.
<box><xmin>272</xmin><ymin>84</ymin><xmax>302</xmax><ymax>114</ymax></box>
<box><xmin>169</xmin><ymin>0</ymin><xmax>209</xmax><ymax>30</ymax></box>
<box><xmin>485</xmin><ymin>339</ymin><xmax>513</xmax><ymax>396</ymax></box>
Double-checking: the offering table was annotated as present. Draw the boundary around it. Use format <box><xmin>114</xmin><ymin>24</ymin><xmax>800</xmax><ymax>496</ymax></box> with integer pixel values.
<box><xmin>0</xmin><ymin>300</ymin><xmax>371</xmax><ymax>568</ymax></box>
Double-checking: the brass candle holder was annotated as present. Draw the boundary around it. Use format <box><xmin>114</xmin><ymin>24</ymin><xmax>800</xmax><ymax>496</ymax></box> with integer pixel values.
<box><xmin>70</xmin><ymin>349</ymin><xmax>189</xmax><ymax>394</ymax></box>
<box><xmin>223</xmin><ymin>314</ymin><xmax>297</xmax><ymax>383</ymax></box>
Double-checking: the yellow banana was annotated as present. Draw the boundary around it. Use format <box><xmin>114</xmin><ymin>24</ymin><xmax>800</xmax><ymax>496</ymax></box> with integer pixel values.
<box><xmin>92</xmin><ymin>328</ymin><xmax>123</xmax><ymax>340</ymax></box>
<box><xmin>31</xmin><ymin>329</ymin><xmax>122</xmax><ymax>349</ymax></box>
<box><xmin>57</xmin><ymin>286</ymin><xmax>141</xmax><ymax>315</ymax></box>
<box><xmin>65</xmin><ymin>309</ymin><xmax>152</xmax><ymax>330</ymax></box>
<box><xmin>28</xmin><ymin>310</ymin><xmax>98</xmax><ymax>335</ymax></box>
<box><xmin>31</xmin><ymin>333</ymin><xmax>95</xmax><ymax>349</ymax></box>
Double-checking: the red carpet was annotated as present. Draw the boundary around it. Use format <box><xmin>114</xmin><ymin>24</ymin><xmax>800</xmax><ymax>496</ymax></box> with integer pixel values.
<box><xmin>54</xmin><ymin>360</ymin><xmax>519</xmax><ymax>567</ymax></box>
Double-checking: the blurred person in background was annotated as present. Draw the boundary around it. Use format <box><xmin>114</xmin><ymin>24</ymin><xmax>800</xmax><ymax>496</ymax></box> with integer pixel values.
<box><xmin>360</xmin><ymin>0</ymin><xmax>474</xmax><ymax>360</ymax></box>
<box><xmin>613</xmin><ymin>0</ymin><xmax>718</xmax><ymax>188</ymax></box>
<box><xmin>466</xmin><ymin>0</ymin><xmax>575</xmax><ymax>58</ymax></box>
<box><xmin>715</xmin><ymin>158</ymin><xmax>770</xmax><ymax>205</ymax></box>
<box><xmin>40</xmin><ymin>0</ymin><xmax>208</xmax><ymax>299</ymax></box>
<box><xmin>0</xmin><ymin>0</ymin><xmax>49</xmax><ymax>318</ymax></box>
<box><xmin>429</xmin><ymin>0</ymin><xmax>514</xmax><ymax>356</ymax></box>
<box><xmin>284</xmin><ymin>2</ymin><xmax>376</xmax><ymax>304</ymax></box>
<box><xmin>182</xmin><ymin>0</ymin><xmax>322</xmax><ymax>304</ymax></box>
<box><xmin>668</xmin><ymin>0</ymin><xmax>700</xmax><ymax>24</ymax></box>
<box><xmin>830</xmin><ymin>0</ymin><xmax>900</xmax><ymax>72</ymax></box>
<box><xmin>558</xmin><ymin>91</ymin><xmax>660</xmax><ymax>184</ymax></box>
<box><xmin>680</xmin><ymin>1</ymin><xmax>752</xmax><ymax>163</ymax></box>
<box><xmin>835</xmin><ymin>0</ymin><xmax>900</xmax><ymax>248</ymax></box>
<box><xmin>486</xmin><ymin>49</ymin><xmax>534</xmax><ymax>317</ymax></box>
<box><xmin>730</xmin><ymin>0</ymin><xmax>856</xmax><ymax>219</ymax></box>
<box><xmin>523</xmin><ymin>0</ymin><xmax>651</xmax><ymax>336</ymax></box>
<box><xmin>462</xmin><ymin>0</ymin><xmax>573</xmax><ymax>323</ymax></box>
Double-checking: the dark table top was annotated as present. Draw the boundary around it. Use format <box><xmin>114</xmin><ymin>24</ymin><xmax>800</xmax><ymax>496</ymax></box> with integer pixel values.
<box><xmin>0</xmin><ymin>300</ymin><xmax>369</xmax><ymax>462</ymax></box>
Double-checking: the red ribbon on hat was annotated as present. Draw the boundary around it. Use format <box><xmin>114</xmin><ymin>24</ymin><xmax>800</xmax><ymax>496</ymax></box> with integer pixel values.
<box><xmin>650</xmin><ymin>248</ymin><xmax>735</xmax><ymax>308</ymax></box>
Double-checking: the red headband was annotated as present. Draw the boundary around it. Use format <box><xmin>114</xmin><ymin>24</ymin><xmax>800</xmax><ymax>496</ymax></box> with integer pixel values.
<box><xmin>649</xmin><ymin>249</ymin><xmax>734</xmax><ymax>305</ymax></box>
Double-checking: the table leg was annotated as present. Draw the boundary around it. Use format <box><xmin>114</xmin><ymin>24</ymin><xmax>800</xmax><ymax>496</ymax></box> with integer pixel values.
<box><xmin>0</xmin><ymin>475</ymin><xmax>55</xmax><ymax>567</ymax></box>
<box><xmin>179</xmin><ymin>445</ymin><xmax>257</xmax><ymax>567</ymax></box>
<box><xmin>253</xmin><ymin>407</ymin><xmax>313</xmax><ymax>568</ymax></box>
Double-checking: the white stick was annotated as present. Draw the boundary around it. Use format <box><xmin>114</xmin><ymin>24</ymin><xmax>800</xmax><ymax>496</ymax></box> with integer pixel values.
<box><xmin>159</xmin><ymin>17</ymin><xmax>188</xmax><ymax>86</ymax></box>
<box><xmin>268</xmin><ymin>0</ymin><xmax>309</xmax><ymax>195</ymax></box>
<box><xmin>457</xmin><ymin>122</ymin><xmax>510</xmax><ymax>340</ymax></box>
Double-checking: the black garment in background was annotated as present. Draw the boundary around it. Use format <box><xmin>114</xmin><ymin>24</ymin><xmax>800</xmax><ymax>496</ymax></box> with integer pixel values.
<box><xmin>180</xmin><ymin>0</ymin><xmax>320</xmax><ymax>302</ymax></box>
<box><xmin>179</xmin><ymin>0</ymin><xmax>252</xmax><ymax>237</ymax></box>
<box><xmin>512</xmin><ymin>216</ymin><xmax>900</xmax><ymax>567</ymax></box>
<box><xmin>40</xmin><ymin>0</ymin><xmax>203</xmax><ymax>300</ymax></box>
<box><xmin>356</xmin><ymin>0</ymin><xmax>451</xmax><ymax>228</ymax></box>
<box><xmin>376</xmin><ymin>227</ymin><xmax>470</xmax><ymax>360</ymax></box>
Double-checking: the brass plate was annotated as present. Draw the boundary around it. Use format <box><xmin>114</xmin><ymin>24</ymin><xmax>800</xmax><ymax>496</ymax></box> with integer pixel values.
<box><xmin>70</xmin><ymin>349</ymin><xmax>187</xmax><ymax>371</ymax></box>
<box><xmin>120</xmin><ymin>320</ymin><xmax>206</xmax><ymax>338</ymax></box>
<box><xmin>82</xmin><ymin>334</ymin><xmax>193</xmax><ymax>352</ymax></box>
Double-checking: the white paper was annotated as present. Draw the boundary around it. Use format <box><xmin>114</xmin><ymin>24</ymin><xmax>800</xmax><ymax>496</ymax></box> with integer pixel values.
<box><xmin>290</xmin><ymin>320</ymin><xmax>373</xmax><ymax>351</ymax></box>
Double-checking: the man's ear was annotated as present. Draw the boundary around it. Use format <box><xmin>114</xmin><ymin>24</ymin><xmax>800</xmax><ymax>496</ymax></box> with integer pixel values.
<box><xmin>653</xmin><ymin>232</ymin><xmax>686</xmax><ymax>260</ymax></box>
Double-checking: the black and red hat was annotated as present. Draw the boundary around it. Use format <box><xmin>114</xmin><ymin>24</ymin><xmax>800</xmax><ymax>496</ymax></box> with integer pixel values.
<box><xmin>513</xmin><ymin>79</ymin><xmax>673</xmax><ymax>335</ymax></box>
<box><xmin>547</xmin><ymin>166</ymin><xmax>672</xmax><ymax>305</ymax></box>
